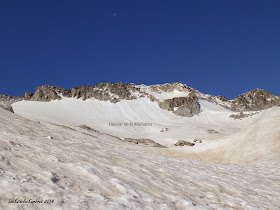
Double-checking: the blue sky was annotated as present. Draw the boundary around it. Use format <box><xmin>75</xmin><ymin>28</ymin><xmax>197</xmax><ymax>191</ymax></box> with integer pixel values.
<box><xmin>0</xmin><ymin>0</ymin><xmax>279</xmax><ymax>99</ymax></box>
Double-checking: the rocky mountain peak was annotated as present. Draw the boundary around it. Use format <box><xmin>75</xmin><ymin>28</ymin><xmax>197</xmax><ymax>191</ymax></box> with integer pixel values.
<box><xmin>232</xmin><ymin>89</ymin><xmax>280</xmax><ymax>111</ymax></box>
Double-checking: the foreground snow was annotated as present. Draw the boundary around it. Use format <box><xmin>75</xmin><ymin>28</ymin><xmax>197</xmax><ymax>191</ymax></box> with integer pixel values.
<box><xmin>0</xmin><ymin>108</ymin><xmax>280</xmax><ymax>209</ymax></box>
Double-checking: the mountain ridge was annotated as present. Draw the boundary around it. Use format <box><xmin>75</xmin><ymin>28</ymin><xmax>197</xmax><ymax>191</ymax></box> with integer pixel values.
<box><xmin>1</xmin><ymin>82</ymin><xmax>280</xmax><ymax>116</ymax></box>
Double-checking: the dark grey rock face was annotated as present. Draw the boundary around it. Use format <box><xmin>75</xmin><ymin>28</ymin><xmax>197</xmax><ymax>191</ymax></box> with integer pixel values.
<box><xmin>158</xmin><ymin>94</ymin><xmax>201</xmax><ymax>117</ymax></box>
<box><xmin>147</xmin><ymin>83</ymin><xmax>202</xmax><ymax>117</ymax></box>
<box><xmin>90</xmin><ymin>82</ymin><xmax>137</xmax><ymax>102</ymax></box>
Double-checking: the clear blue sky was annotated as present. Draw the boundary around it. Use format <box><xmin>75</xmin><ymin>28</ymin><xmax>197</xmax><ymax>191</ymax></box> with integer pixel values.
<box><xmin>0</xmin><ymin>0</ymin><xmax>279</xmax><ymax>99</ymax></box>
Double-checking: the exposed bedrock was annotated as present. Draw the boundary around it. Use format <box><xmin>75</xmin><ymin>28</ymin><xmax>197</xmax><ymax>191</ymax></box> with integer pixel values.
<box><xmin>158</xmin><ymin>94</ymin><xmax>201</xmax><ymax>117</ymax></box>
<box><xmin>23</xmin><ymin>83</ymin><xmax>137</xmax><ymax>103</ymax></box>
<box><xmin>231</xmin><ymin>89</ymin><xmax>280</xmax><ymax>111</ymax></box>
<box><xmin>0</xmin><ymin>95</ymin><xmax>22</xmax><ymax>113</ymax></box>
<box><xmin>198</xmin><ymin>89</ymin><xmax>280</xmax><ymax>112</ymax></box>
<box><xmin>23</xmin><ymin>85</ymin><xmax>64</xmax><ymax>101</ymax></box>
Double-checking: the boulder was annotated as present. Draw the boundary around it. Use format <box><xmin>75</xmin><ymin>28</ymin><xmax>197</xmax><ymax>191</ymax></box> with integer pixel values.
<box><xmin>124</xmin><ymin>138</ymin><xmax>166</xmax><ymax>148</ymax></box>
<box><xmin>174</xmin><ymin>140</ymin><xmax>195</xmax><ymax>146</ymax></box>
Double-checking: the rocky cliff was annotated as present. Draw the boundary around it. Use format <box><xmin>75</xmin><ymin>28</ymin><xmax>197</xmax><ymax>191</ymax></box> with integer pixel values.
<box><xmin>158</xmin><ymin>94</ymin><xmax>201</xmax><ymax>117</ymax></box>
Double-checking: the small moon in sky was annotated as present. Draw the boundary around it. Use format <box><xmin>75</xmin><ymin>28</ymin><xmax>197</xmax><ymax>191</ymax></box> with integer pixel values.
<box><xmin>113</xmin><ymin>12</ymin><xmax>117</xmax><ymax>17</ymax></box>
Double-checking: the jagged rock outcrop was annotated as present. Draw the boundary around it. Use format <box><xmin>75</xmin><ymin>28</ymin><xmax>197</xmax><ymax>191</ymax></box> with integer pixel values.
<box><xmin>0</xmin><ymin>102</ymin><xmax>14</xmax><ymax>113</ymax></box>
<box><xmin>216</xmin><ymin>95</ymin><xmax>228</xmax><ymax>102</ymax></box>
<box><xmin>231</xmin><ymin>89</ymin><xmax>280</xmax><ymax>111</ymax></box>
<box><xmin>24</xmin><ymin>83</ymin><xmax>137</xmax><ymax>103</ymax></box>
<box><xmin>0</xmin><ymin>95</ymin><xmax>22</xmax><ymax>113</ymax></box>
<box><xmin>24</xmin><ymin>85</ymin><xmax>64</xmax><ymax>101</ymax></box>
<box><xmin>22</xmin><ymin>92</ymin><xmax>33</xmax><ymax>100</ymax></box>
<box><xmin>158</xmin><ymin>94</ymin><xmax>201</xmax><ymax>117</ymax></box>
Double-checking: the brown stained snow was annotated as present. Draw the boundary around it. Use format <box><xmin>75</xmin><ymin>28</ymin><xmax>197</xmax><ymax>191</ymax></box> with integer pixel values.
<box><xmin>0</xmin><ymin>107</ymin><xmax>280</xmax><ymax>209</ymax></box>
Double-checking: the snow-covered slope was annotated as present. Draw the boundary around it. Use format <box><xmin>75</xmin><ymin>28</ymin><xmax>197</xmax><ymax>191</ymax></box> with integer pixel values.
<box><xmin>12</xmin><ymin>94</ymin><xmax>280</xmax><ymax>163</ymax></box>
<box><xmin>12</xmin><ymin>98</ymin><xmax>254</xmax><ymax>147</ymax></box>
<box><xmin>0</xmin><ymin>107</ymin><xmax>280</xmax><ymax>209</ymax></box>
<box><xmin>156</xmin><ymin>106</ymin><xmax>280</xmax><ymax>163</ymax></box>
